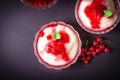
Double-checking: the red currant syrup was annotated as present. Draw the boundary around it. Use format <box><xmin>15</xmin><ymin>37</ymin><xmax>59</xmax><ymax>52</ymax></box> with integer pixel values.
<box><xmin>84</xmin><ymin>0</ymin><xmax>107</xmax><ymax>29</ymax></box>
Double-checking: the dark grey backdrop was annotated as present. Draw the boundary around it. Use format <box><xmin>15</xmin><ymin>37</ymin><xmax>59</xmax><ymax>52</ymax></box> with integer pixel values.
<box><xmin>0</xmin><ymin>0</ymin><xmax>120</xmax><ymax>80</ymax></box>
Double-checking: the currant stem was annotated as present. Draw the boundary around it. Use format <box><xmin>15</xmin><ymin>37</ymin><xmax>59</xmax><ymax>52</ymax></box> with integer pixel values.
<box><xmin>85</xmin><ymin>40</ymin><xmax>89</xmax><ymax>52</ymax></box>
<box><xmin>97</xmin><ymin>40</ymin><xmax>111</xmax><ymax>48</ymax></box>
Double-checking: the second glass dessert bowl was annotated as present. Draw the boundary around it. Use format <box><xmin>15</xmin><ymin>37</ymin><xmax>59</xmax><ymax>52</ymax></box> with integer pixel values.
<box><xmin>75</xmin><ymin>0</ymin><xmax>120</xmax><ymax>34</ymax></box>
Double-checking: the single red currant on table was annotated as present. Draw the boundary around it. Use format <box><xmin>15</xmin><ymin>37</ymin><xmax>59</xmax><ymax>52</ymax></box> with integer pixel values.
<box><xmin>87</xmin><ymin>51</ymin><xmax>92</xmax><ymax>56</ymax></box>
<box><xmin>89</xmin><ymin>46</ymin><xmax>95</xmax><ymax>51</ymax></box>
<box><xmin>104</xmin><ymin>48</ymin><xmax>110</xmax><ymax>53</ymax></box>
<box><xmin>96</xmin><ymin>48</ymin><xmax>101</xmax><ymax>54</ymax></box>
<box><xmin>93</xmin><ymin>40</ymin><xmax>98</xmax><ymax>46</ymax></box>
<box><xmin>84</xmin><ymin>60</ymin><xmax>89</xmax><ymax>64</ymax></box>
<box><xmin>96</xmin><ymin>37</ymin><xmax>102</xmax><ymax>42</ymax></box>
<box><xmin>99</xmin><ymin>44</ymin><xmax>105</xmax><ymax>50</ymax></box>
<box><xmin>92</xmin><ymin>51</ymin><xmax>97</xmax><ymax>56</ymax></box>
<box><xmin>80</xmin><ymin>37</ymin><xmax>111</xmax><ymax>64</ymax></box>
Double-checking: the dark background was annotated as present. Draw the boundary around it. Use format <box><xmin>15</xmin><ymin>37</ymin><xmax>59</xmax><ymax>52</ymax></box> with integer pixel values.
<box><xmin>0</xmin><ymin>0</ymin><xmax>120</xmax><ymax>80</ymax></box>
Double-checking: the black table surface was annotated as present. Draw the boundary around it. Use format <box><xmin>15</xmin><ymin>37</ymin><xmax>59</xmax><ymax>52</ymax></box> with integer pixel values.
<box><xmin>0</xmin><ymin>0</ymin><xmax>120</xmax><ymax>80</ymax></box>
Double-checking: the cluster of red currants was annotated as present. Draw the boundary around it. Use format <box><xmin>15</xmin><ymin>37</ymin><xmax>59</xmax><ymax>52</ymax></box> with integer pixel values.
<box><xmin>80</xmin><ymin>37</ymin><xmax>111</xmax><ymax>64</ymax></box>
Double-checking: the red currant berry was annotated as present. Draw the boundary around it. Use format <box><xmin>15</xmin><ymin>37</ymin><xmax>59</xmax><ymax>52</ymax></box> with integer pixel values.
<box><xmin>92</xmin><ymin>51</ymin><xmax>97</xmax><ymax>56</ymax></box>
<box><xmin>80</xmin><ymin>52</ymin><xmax>85</xmax><ymax>57</ymax></box>
<box><xmin>93</xmin><ymin>40</ymin><xmax>98</xmax><ymax>46</ymax></box>
<box><xmin>96</xmin><ymin>48</ymin><xmax>101</xmax><ymax>54</ymax></box>
<box><xmin>82</xmin><ymin>57</ymin><xmax>86</xmax><ymax>61</ymax></box>
<box><xmin>87</xmin><ymin>56</ymin><xmax>91</xmax><ymax>61</ymax></box>
<box><xmin>99</xmin><ymin>44</ymin><xmax>105</xmax><ymax>50</ymax></box>
<box><xmin>96</xmin><ymin>37</ymin><xmax>102</xmax><ymax>42</ymax></box>
<box><xmin>104</xmin><ymin>48</ymin><xmax>110</xmax><ymax>53</ymax></box>
<box><xmin>87</xmin><ymin>51</ymin><xmax>92</xmax><ymax>56</ymax></box>
<box><xmin>81</xmin><ymin>47</ymin><xmax>86</xmax><ymax>53</ymax></box>
<box><xmin>89</xmin><ymin>46</ymin><xmax>95</xmax><ymax>51</ymax></box>
<box><xmin>84</xmin><ymin>60</ymin><xmax>89</xmax><ymax>64</ymax></box>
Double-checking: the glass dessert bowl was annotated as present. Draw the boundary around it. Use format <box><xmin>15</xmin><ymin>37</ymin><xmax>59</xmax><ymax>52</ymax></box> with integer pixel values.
<box><xmin>75</xmin><ymin>0</ymin><xmax>120</xmax><ymax>34</ymax></box>
<box><xmin>33</xmin><ymin>22</ymin><xmax>82</xmax><ymax>70</ymax></box>
<box><xmin>21</xmin><ymin>0</ymin><xmax>57</xmax><ymax>8</ymax></box>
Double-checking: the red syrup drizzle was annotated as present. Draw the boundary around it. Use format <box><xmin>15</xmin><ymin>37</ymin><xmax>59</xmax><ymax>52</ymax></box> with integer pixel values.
<box><xmin>84</xmin><ymin>0</ymin><xmax>107</xmax><ymax>29</ymax></box>
<box><xmin>21</xmin><ymin>0</ymin><xmax>56</xmax><ymax>8</ymax></box>
<box><xmin>46</xmin><ymin>31</ymin><xmax>70</xmax><ymax>61</ymax></box>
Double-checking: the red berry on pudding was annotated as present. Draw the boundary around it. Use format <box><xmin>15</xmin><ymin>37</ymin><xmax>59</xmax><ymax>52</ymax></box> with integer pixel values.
<box><xmin>75</xmin><ymin>0</ymin><xmax>120</xmax><ymax>34</ymax></box>
<box><xmin>21</xmin><ymin>0</ymin><xmax>57</xmax><ymax>8</ymax></box>
<box><xmin>33</xmin><ymin>22</ymin><xmax>82</xmax><ymax>70</ymax></box>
